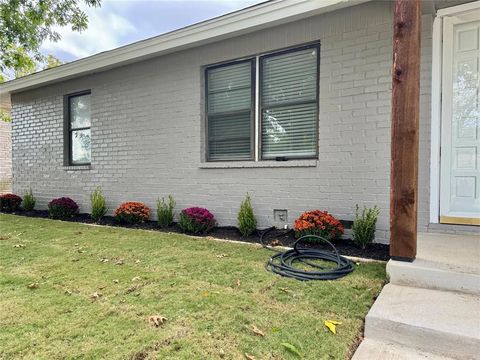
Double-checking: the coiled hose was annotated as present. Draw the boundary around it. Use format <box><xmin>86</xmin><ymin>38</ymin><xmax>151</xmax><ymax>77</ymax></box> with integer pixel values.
<box><xmin>259</xmin><ymin>228</ymin><xmax>355</xmax><ymax>281</ymax></box>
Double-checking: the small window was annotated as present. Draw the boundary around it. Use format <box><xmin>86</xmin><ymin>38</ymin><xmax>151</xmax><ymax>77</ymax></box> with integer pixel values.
<box><xmin>260</xmin><ymin>46</ymin><xmax>318</xmax><ymax>159</ymax></box>
<box><xmin>65</xmin><ymin>92</ymin><xmax>91</xmax><ymax>165</ymax></box>
<box><xmin>205</xmin><ymin>60</ymin><xmax>254</xmax><ymax>161</ymax></box>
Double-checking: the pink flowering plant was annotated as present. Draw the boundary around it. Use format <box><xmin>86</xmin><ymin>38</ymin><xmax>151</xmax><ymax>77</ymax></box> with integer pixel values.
<box><xmin>0</xmin><ymin>193</ymin><xmax>22</xmax><ymax>212</ymax></box>
<box><xmin>178</xmin><ymin>207</ymin><xmax>216</xmax><ymax>234</ymax></box>
<box><xmin>48</xmin><ymin>197</ymin><xmax>79</xmax><ymax>219</ymax></box>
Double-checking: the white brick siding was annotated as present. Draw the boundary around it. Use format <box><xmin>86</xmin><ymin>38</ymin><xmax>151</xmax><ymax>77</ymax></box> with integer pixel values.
<box><xmin>10</xmin><ymin>1</ymin><xmax>436</xmax><ymax>243</ymax></box>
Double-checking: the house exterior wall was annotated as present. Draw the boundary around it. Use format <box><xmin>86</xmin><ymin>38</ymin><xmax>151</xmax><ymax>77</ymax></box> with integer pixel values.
<box><xmin>0</xmin><ymin>120</ymin><xmax>12</xmax><ymax>194</ymax></box>
<box><xmin>10</xmin><ymin>1</ymin><xmax>436</xmax><ymax>243</ymax></box>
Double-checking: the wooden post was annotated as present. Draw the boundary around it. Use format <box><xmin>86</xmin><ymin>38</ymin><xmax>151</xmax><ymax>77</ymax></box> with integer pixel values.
<box><xmin>390</xmin><ymin>0</ymin><xmax>421</xmax><ymax>261</ymax></box>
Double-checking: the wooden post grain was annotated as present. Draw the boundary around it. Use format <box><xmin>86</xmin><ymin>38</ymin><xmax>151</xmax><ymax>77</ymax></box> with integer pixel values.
<box><xmin>390</xmin><ymin>0</ymin><xmax>421</xmax><ymax>261</ymax></box>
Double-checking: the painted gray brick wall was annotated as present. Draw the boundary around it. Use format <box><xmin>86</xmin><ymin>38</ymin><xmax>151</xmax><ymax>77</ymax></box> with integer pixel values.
<box><xmin>0</xmin><ymin>120</ymin><xmax>12</xmax><ymax>193</ymax></box>
<box><xmin>10</xmin><ymin>1</ymin><xmax>434</xmax><ymax>243</ymax></box>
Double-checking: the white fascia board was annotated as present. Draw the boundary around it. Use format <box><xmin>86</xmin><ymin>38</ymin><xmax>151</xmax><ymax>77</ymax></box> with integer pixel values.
<box><xmin>0</xmin><ymin>0</ymin><xmax>369</xmax><ymax>96</ymax></box>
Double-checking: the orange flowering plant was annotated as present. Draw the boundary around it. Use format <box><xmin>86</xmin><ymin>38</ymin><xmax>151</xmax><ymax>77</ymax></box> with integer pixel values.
<box><xmin>293</xmin><ymin>210</ymin><xmax>344</xmax><ymax>240</ymax></box>
<box><xmin>114</xmin><ymin>202</ymin><xmax>150</xmax><ymax>224</ymax></box>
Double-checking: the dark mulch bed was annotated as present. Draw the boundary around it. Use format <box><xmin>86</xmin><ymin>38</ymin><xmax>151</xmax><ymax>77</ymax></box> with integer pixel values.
<box><xmin>5</xmin><ymin>210</ymin><xmax>390</xmax><ymax>261</ymax></box>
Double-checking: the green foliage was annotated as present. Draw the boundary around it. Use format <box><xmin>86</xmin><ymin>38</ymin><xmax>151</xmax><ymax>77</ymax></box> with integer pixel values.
<box><xmin>237</xmin><ymin>193</ymin><xmax>257</xmax><ymax>237</ymax></box>
<box><xmin>156</xmin><ymin>195</ymin><xmax>175</xmax><ymax>228</ymax></box>
<box><xmin>0</xmin><ymin>214</ymin><xmax>386</xmax><ymax>360</ymax></box>
<box><xmin>90</xmin><ymin>187</ymin><xmax>107</xmax><ymax>222</ymax></box>
<box><xmin>0</xmin><ymin>110</ymin><xmax>11</xmax><ymax>123</ymax></box>
<box><xmin>0</xmin><ymin>0</ymin><xmax>100</xmax><ymax>77</ymax></box>
<box><xmin>44</xmin><ymin>54</ymin><xmax>62</xmax><ymax>69</ymax></box>
<box><xmin>22</xmin><ymin>188</ymin><xmax>36</xmax><ymax>211</ymax></box>
<box><xmin>352</xmin><ymin>204</ymin><xmax>380</xmax><ymax>249</ymax></box>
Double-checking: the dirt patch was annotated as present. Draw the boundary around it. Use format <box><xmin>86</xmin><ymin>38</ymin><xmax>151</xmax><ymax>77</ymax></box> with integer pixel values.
<box><xmin>7</xmin><ymin>210</ymin><xmax>389</xmax><ymax>261</ymax></box>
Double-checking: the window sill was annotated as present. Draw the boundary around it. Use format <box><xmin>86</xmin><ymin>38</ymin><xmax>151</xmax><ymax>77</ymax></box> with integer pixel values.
<box><xmin>62</xmin><ymin>165</ymin><xmax>92</xmax><ymax>171</ymax></box>
<box><xmin>199</xmin><ymin>160</ymin><xmax>318</xmax><ymax>169</ymax></box>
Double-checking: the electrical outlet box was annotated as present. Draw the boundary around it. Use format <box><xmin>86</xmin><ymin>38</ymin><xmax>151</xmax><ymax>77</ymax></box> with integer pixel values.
<box><xmin>273</xmin><ymin>209</ymin><xmax>288</xmax><ymax>228</ymax></box>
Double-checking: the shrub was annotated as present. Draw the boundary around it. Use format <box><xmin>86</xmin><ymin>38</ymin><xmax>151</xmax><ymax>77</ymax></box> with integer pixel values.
<box><xmin>237</xmin><ymin>193</ymin><xmax>257</xmax><ymax>237</ymax></box>
<box><xmin>0</xmin><ymin>193</ymin><xmax>22</xmax><ymax>212</ymax></box>
<box><xmin>352</xmin><ymin>204</ymin><xmax>380</xmax><ymax>249</ymax></box>
<box><xmin>48</xmin><ymin>197</ymin><xmax>79</xmax><ymax>219</ymax></box>
<box><xmin>114</xmin><ymin>202</ymin><xmax>150</xmax><ymax>224</ymax></box>
<box><xmin>90</xmin><ymin>188</ymin><xmax>108</xmax><ymax>222</ymax></box>
<box><xmin>178</xmin><ymin>207</ymin><xmax>216</xmax><ymax>234</ymax></box>
<box><xmin>157</xmin><ymin>195</ymin><xmax>175</xmax><ymax>228</ymax></box>
<box><xmin>293</xmin><ymin>210</ymin><xmax>344</xmax><ymax>241</ymax></box>
<box><xmin>22</xmin><ymin>188</ymin><xmax>36</xmax><ymax>211</ymax></box>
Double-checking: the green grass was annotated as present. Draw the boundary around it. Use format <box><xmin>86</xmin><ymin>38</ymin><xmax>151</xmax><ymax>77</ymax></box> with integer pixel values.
<box><xmin>0</xmin><ymin>214</ymin><xmax>386</xmax><ymax>360</ymax></box>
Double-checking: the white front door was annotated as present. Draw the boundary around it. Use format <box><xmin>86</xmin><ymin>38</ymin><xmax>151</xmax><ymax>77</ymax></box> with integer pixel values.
<box><xmin>440</xmin><ymin>11</ymin><xmax>480</xmax><ymax>225</ymax></box>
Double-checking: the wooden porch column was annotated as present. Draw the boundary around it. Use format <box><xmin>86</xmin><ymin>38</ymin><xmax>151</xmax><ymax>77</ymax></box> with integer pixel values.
<box><xmin>390</xmin><ymin>0</ymin><xmax>421</xmax><ymax>261</ymax></box>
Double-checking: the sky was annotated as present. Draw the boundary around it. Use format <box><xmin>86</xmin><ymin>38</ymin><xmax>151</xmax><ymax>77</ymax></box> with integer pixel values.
<box><xmin>40</xmin><ymin>0</ymin><xmax>265</xmax><ymax>63</ymax></box>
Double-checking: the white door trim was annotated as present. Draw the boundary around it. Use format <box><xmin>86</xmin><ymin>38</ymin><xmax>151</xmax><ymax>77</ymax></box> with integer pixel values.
<box><xmin>429</xmin><ymin>1</ymin><xmax>480</xmax><ymax>224</ymax></box>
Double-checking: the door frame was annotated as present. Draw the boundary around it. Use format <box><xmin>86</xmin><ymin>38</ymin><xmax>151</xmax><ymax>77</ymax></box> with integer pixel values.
<box><xmin>430</xmin><ymin>1</ymin><xmax>480</xmax><ymax>224</ymax></box>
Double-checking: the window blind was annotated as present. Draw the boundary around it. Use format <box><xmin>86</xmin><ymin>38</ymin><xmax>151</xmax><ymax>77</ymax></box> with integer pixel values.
<box><xmin>260</xmin><ymin>47</ymin><xmax>318</xmax><ymax>159</ymax></box>
<box><xmin>206</xmin><ymin>61</ymin><xmax>253</xmax><ymax>161</ymax></box>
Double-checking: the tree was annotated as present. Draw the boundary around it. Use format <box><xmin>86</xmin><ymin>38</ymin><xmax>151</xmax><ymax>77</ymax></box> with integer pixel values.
<box><xmin>0</xmin><ymin>0</ymin><xmax>101</xmax><ymax>79</ymax></box>
<box><xmin>44</xmin><ymin>54</ymin><xmax>62</xmax><ymax>69</ymax></box>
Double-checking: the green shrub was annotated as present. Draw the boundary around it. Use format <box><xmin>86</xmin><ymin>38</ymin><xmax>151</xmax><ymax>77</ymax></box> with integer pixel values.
<box><xmin>157</xmin><ymin>195</ymin><xmax>175</xmax><ymax>228</ymax></box>
<box><xmin>22</xmin><ymin>188</ymin><xmax>36</xmax><ymax>211</ymax></box>
<box><xmin>237</xmin><ymin>193</ymin><xmax>257</xmax><ymax>237</ymax></box>
<box><xmin>352</xmin><ymin>204</ymin><xmax>380</xmax><ymax>249</ymax></box>
<box><xmin>90</xmin><ymin>188</ymin><xmax>108</xmax><ymax>222</ymax></box>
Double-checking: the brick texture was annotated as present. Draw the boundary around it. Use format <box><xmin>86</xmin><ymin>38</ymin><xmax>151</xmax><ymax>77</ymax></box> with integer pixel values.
<box><xmin>10</xmin><ymin>2</ymin><xmax>443</xmax><ymax>243</ymax></box>
<box><xmin>0</xmin><ymin>121</ymin><xmax>12</xmax><ymax>193</ymax></box>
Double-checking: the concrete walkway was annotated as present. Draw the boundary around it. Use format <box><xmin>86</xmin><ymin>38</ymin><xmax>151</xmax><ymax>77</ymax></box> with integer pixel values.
<box><xmin>353</xmin><ymin>233</ymin><xmax>480</xmax><ymax>360</ymax></box>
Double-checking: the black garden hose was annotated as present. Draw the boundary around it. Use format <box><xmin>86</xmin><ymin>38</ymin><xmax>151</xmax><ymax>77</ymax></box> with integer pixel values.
<box><xmin>259</xmin><ymin>228</ymin><xmax>355</xmax><ymax>281</ymax></box>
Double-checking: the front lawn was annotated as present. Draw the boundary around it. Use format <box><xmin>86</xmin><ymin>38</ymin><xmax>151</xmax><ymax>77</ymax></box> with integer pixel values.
<box><xmin>0</xmin><ymin>215</ymin><xmax>385</xmax><ymax>359</ymax></box>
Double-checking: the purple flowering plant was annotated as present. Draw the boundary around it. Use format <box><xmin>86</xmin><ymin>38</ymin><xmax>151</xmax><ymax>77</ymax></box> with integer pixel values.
<box><xmin>178</xmin><ymin>207</ymin><xmax>216</xmax><ymax>234</ymax></box>
<box><xmin>48</xmin><ymin>197</ymin><xmax>79</xmax><ymax>219</ymax></box>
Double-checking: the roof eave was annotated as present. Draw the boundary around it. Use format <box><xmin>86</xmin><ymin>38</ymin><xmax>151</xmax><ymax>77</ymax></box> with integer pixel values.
<box><xmin>0</xmin><ymin>0</ymin><xmax>369</xmax><ymax>97</ymax></box>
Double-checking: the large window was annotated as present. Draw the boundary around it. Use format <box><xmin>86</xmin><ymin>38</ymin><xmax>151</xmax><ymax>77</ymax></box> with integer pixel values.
<box><xmin>65</xmin><ymin>91</ymin><xmax>91</xmax><ymax>165</ymax></box>
<box><xmin>205</xmin><ymin>43</ymin><xmax>319</xmax><ymax>162</ymax></box>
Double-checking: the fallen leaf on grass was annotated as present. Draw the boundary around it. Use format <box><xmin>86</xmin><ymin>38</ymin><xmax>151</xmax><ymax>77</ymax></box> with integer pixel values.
<box><xmin>215</xmin><ymin>254</ymin><xmax>229</xmax><ymax>258</ymax></box>
<box><xmin>132</xmin><ymin>276</ymin><xmax>141</xmax><ymax>282</ymax></box>
<box><xmin>64</xmin><ymin>290</ymin><xmax>72</xmax><ymax>295</ymax></box>
<box><xmin>100</xmin><ymin>258</ymin><xmax>109</xmax><ymax>263</ymax></box>
<box><xmin>324</xmin><ymin>320</ymin><xmax>342</xmax><ymax>334</ymax></box>
<box><xmin>281</xmin><ymin>343</ymin><xmax>302</xmax><ymax>357</ymax></box>
<box><xmin>244</xmin><ymin>354</ymin><xmax>257</xmax><ymax>360</ymax></box>
<box><xmin>249</xmin><ymin>325</ymin><xmax>265</xmax><ymax>337</ymax></box>
<box><xmin>0</xmin><ymin>235</ymin><xmax>11</xmax><ymax>240</ymax></box>
<box><xmin>115</xmin><ymin>259</ymin><xmax>124</xmax><ymax>265</ymax></box>
<box><xmin>91</xmin><ymin>291</ymin><xmax>102</xmax><ymax>300</ymax></box>
<box><xmin>235</xmin><ymin>279</ymin><xmax>241</xmax><ymax>287</ymax></box>
<box><xmin>13</xmin><ymin>244</ymin><xmax>25</xmax><ymax>248</ymax></box>
<box><xmin>98</xmin><ymin>285</ymin><xmax>107</xmax><ymax>290</ymax></box>
<box><xmin>113</xmin><ymin>279</ymin><xmax>119</xmax><ymax>284</ymax></box>
<box><xmin>279</xmin><ymin>287</ymin><xmax>290</xmax><ymax>293</ymax></box>
<box><xmin>27</xmin><ymin>282</ymin><xmax>39</xmax><ymax>289</ymax></box>
<box><xmin>201</xmin><ymin>291</ymin><xmax>209</xmax><ymax>297</ymax></box>
<box><xmin>135</xmin><ymin>260</ymin><xmax>141</xmax><ymax>264</ymax></box>
<box><xmin>148</xmin><ymin>315</ymin><xmax>167</xmax><ymax>327</ymax></box>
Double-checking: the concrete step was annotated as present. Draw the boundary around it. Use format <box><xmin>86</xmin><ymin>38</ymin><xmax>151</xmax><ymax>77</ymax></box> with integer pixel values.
<box><xmin>388</xmin><ymin>233</ymin><xmax>480</xmax><ymax>295</ymax></box>
<box><xmin>364</xmin><ymin>284</ymin><xmax>480</xmax><ymax>360</ymax></box>
<box><xmin>353</xmin><ymin>339</ymin><xmax>454</xmax><ymax>360</ymax></box>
